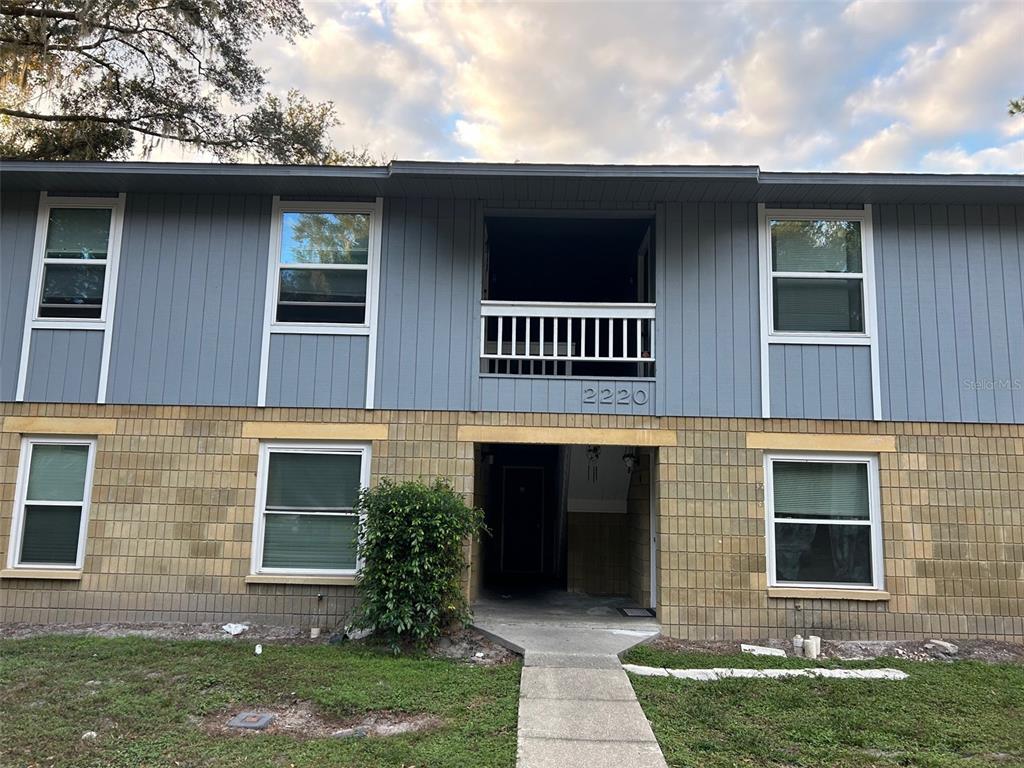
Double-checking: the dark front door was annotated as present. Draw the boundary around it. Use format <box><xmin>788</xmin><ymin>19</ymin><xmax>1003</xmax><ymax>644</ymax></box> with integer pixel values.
<box><xmin>501</xmin><ymin>466</ymin><xmax>545</xmax><ymax>574</ymax></box>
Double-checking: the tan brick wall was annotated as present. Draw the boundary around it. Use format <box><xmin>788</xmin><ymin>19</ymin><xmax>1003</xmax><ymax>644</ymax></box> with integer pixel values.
<box><xmin>627</xmin><ymin>450</ymin><xmax>653</xmax><ymax>608</ymax></box>
<box><xmin>1</xmin><ymin>404</ymin><xmax>1021</xmax><ymax>641</ymax></box>
<box><xmin>567</xmin><ymin>511</ymin><xmax>629</xmax><ymax>595</ymax></box>
<box><xmin>0</xmin><ymin>405</ymin><xmax>472</xmax><ymax>629</ymax></box>
<box><xmin>657</xmin><ymin>419</ymin><xmax>1024</xmax><ymax>641</ymax></box>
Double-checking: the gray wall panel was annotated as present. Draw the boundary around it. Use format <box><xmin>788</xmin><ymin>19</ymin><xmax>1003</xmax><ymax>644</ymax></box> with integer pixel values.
<box><xmin>0</xmin><ymin>189</ymin><xmax>37</xmax><ymax>401</ymax></box>
<box><xmin>265</xmin><ymin>334</ymin><xmax>367</xmax><ymax>408</ymax></box>
<box><xmin>23</xmin><ymin>329</ymin><xmax>102</xmax><ymax>403</ymax></box>
<box><xmin>875</xmin><ymin>204</ymin><xmax>1024</xmax><ymax>423</ymax></box>
<box><xmin>768</xmin><ymin>345</ymin><xmax>873</xmax><ymax>420</ymax></box>
<box><xmin>659</xmin><ymin>202</ymin><xmax>760</xmax><ymax>416</ymax></box>
<box><xmin>479</xmin><ymin>376</ymin><xmax>656</xmax><ymax>416</ymax></box>
<box><xmin>106</xmin><ymin>193</ymin><xmax>271</xmax><ymax>405</ymax></box>
<box><xmin>375</xmin><ymin>197</ymin><xmax>479</xmax><ymax>411</ymax></box>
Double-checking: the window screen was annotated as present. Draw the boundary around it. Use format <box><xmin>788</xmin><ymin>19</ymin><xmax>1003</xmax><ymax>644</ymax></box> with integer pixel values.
<box><xmin>275</xmin><ymin>212</ymin><xmax>371</xmax><ymax>324</ymax></box>
<box><xmin>38</xmin><ymin>208</ymin><xmax>112</xmax><ymax>319</ymax></box>
<box><xmin>769</xmin><ymin>219</ymin><xmax>865</xmax><ymax>334</ymax></box>
<box><xmin>769</xmin><ymin>458</ymin><xmax>878</xmax><ymax>588</ymax></box>
<box><xmin>17</xmin><ymin>442</ymin><xmax>92</xmax><ymax>567</ymax></box>
<box><xmin>257</xmin><ymin>448</ymin><xmax>365</xmax><ymax>573</ymax></box>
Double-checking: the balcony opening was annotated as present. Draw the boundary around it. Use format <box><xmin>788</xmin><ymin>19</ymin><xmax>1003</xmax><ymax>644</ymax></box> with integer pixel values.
<box><xmin>481</xmin><ymin>215</ymin><xmax>655</xmax><ymax>377</ymax></box>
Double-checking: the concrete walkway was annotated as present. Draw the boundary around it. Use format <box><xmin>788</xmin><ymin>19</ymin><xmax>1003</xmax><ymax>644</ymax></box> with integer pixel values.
<box><xmin>473</xmin><ymin>592</ymin><xmax>667</xmax><ymax>768</ymax></box>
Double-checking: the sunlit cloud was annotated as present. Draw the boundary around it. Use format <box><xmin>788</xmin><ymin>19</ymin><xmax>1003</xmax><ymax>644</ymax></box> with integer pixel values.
<box><xmin>206</xmin><ymin>1</ymin><xmax>1024</xmax><ymax>171</ymax></box>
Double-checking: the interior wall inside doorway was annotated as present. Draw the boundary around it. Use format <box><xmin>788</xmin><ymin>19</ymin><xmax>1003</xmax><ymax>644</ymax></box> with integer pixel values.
<box><xmin>566</xmin><ymin>447</ymin><xmax>653</xmax><ymax>603</ymax></box>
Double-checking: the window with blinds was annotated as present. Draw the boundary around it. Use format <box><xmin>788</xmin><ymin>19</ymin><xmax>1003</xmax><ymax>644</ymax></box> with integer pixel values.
<box><xmin>765</xmin><ymin>454</ymin><xmax>882</xmax><ymax>589</ymax></box>
<box><xmin>769</xmin><ymin>219</ymin><xmax>865</xmax><ymax>333</ymax></box>
<box><xmin>253</xmin><ymin>444</ymin><xmax>368</xmax><ymax>574</ymax></box>
<box><xmin>9</xmin><ymin>438</ymin><xmax>96</xmax><ymax>569</ymax></box>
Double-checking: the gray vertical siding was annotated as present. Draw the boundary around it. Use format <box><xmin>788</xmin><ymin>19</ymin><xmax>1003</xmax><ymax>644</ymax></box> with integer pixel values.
<box><xmin>106</xmin><ymin>193</ymin><xmax>271</xmax><ymax>405</ymax></box>
<box><xmin>0</xmin><ymin>189</ymin><xmax>37</xmax><ymax>401</ymax></box>
<box><xmin>768</xmin><ymin>345</ymin><xmax>873</xmax><ymax>420</ymax></box>
<box><xmin>375</xmin><ymin>197</ymin><xmax>480</xmax><ymax>411</ymax></box>
<box><xmin>658</xmin><ymin>202</ymin><xmax>761</xmax><ymax>417</ymax></box>
<box><xmin>265</xmin><ymin>334</ymin><xmax>368</xmax><ymax>408</ymax></box>
<box><xmin>478</xmin><ymin>376</ymin><xmax>656</xmax><ymax>415</ymax></box>
<box><xmin>23</xmin><ymin>329</ymin><xmax>103</xmax><ymax>402</ymax></box>
<box><xmin>5</xmin><ymin>188</ymin><xmax>1022</xmax><ymax>425</ymax></box>
<box><xmin>875</xmin><ymin>204</ymin><xmax>1024</xmax><ymax>423</ymax></box>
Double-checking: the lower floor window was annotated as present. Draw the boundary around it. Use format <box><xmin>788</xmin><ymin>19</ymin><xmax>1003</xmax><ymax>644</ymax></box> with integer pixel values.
<box><xmin>9</xmin><ymin>437</ymin><xmax>96</xmax><ymax>569</ymax></box>
<box><xmin>765</xmin><ymin>453</ymin><xmax>883</xmax><ymax>590</ymax></box>
<box><xmin>252</xmin><ymin>442</ymin><xmax>369</xmax><ymax>575</ymax></box>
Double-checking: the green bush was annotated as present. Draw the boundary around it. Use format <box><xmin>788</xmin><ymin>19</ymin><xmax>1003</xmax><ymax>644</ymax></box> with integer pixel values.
<box><xmin>352</xmin><ymin>478</ymin><xmax>485</xmax><ymax>645</ymax></box>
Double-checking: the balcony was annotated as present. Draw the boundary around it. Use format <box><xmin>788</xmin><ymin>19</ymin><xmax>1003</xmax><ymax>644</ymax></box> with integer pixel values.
<box><xmin>481</xmin><ymin>301</ymin><xmax>655</xmax><ymax>376</ymax></box>
<box><xmin>480</xmin><ymin>215</ymin><xmax>655</xmax><ymax>380</ymax></box>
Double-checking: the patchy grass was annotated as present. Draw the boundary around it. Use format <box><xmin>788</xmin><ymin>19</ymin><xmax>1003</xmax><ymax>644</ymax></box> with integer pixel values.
<box><xmin>0</xmin><ymin>636</ymin><xmax>520</xmax><ymax>768</ymax></box>
<box><xmin>624</xmin><ymin>646</ymin><xmax>1024</xmax><ymax>768</ymax></box>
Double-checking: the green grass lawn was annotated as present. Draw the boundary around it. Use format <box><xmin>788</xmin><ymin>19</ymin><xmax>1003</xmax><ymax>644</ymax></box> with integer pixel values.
<box><xmin>0</xmin><ymin>636</ymin><xmax>520</xmax><ymax>768</ymax></box>
<box><xmin>624</xmin><ymin>644</ymin><xmax>1024</xmax><ymax>768</ymax></box>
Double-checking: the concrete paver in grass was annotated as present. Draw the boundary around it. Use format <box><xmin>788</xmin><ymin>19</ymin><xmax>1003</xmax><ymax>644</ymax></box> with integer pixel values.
<box><xmin>623</xmin><ymin>663</ymin><xmax>910</xmax><ymax>681</ymax></box>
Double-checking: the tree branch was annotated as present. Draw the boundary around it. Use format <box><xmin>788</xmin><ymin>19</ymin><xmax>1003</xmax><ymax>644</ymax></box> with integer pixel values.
<box><xmin>0</xmin><ymin>106</ymin><xmax>243</xmax><ymax>149</ymax></box>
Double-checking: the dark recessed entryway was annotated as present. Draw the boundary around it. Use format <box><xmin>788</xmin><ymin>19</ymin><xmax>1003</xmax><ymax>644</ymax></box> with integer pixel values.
<box><xmin>474</xmin><ymin>443</ymin><xmax>657</xmax><ymax>611</ymax></box>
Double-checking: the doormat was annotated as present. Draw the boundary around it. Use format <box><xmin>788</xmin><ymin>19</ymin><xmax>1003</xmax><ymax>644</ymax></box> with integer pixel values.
<box><xmin>619</xmin><ymin>607</ymin><xmax>656</xmax><ymax>618</ymax></box>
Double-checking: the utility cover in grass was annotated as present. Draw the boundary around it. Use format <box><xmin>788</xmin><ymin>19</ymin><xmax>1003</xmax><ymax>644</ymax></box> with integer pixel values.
<box><xmin>226</xmin><ymin>712</ymin><xmax>275</xmax><ymax>730</ymax></box>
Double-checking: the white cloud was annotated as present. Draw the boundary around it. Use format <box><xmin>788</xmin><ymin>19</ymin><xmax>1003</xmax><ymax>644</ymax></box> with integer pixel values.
<box><xmin>836</xmin><ymin>122</ymin><xmax>916</xmax><ymax>170</ymax></box>
<box><xmin>155</xmin><ymin>0</ymin><xmax>1024</xmax><ymax>173</ymax></box>
<box><xmin>919</xmin><ymin>140</ymin><xmax>1024</xmax><ymax>173</ymax></box>
<box><xmin>844</xmin><ymin>2</ymin><xmax>1023</xmax><ymax>137</ymax></box>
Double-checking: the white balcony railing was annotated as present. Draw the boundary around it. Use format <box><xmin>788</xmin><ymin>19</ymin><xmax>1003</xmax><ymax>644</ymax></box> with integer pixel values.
<box><xmin>480</xmin><ymin>301</ymin><xmax>656</xmax><ymax>370</ymax></box>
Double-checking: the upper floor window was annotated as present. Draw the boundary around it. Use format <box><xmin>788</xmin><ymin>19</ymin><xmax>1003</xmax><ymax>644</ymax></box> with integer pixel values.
<box><xmin>767</xmin><ymin>217</ymin><xmax>866</xmax><ymax>335</ymax></box>
<box><xmin>7</xmin><ymin>437</ymin><xmax>97</xmax><ymax>570</ymax></box>
<box><xmin>272</xmin><ymin>205</ymin><xmax>378</xmax><ymax>328</ymax></box>
<box><xmin>33</xmin><ymin>199</ymin><xmax>123</xmax><ymax>323</ymax></box>
<box><xmin>764</xmin><ymin>453</ymin><xmax>883</xmax><ymax>590</ymax></box>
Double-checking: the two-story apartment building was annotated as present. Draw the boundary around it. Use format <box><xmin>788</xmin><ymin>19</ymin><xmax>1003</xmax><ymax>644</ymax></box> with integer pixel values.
<box><xmin>1</xmin><ymin>160</ymin><xmax>1021</xmax><ymax>641</ymax></box>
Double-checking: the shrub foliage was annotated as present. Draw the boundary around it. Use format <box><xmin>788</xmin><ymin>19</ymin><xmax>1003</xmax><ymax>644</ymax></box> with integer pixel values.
<box><xmin>353</xmin><ymin>478</ymin><xmax>484</xmax><ymax>645</ymax></box>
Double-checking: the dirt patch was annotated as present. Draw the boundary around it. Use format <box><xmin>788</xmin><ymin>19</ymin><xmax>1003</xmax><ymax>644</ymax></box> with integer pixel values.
<box><xmin>429</xmin><ymin>628</ymin><xmax>519</xmax><ymax>666</ymax></box>
<box><xmin>1</xmin><ymin>622</ymin><xmax>519</xmax><ymax>665</ymax></box>
<box><xmin>642</xmin><ymin>636</ymin><xmax>1024</xmax><ymax>664</ymax></box>
<box><xmin>0</xmin><ymin>621</ymin><xmax>313</xmax><ymax>643</ymax></box>
<box><xmin>204</xmin><ymin>701</ymin><xmax>443</xmax><ymax>740</ymax></box>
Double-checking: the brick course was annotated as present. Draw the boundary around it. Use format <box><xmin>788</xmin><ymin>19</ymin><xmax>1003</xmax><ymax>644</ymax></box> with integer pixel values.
<box><xmin>1</xmin><ymin>403</ymin><xmax>1021</xmax><ymax>640</ymax></box>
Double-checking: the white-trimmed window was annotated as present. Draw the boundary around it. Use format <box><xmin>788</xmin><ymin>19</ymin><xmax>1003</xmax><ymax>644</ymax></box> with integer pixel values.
<box><xmin>251</xmin><ymin>442</ymin><xmax>370</xmax><ymax>576</ymax></box>
<box><xmin>270</xmin><ymin>202</ymin><xmax>380</xmax><ymax>330</ymax></box>
<box><xmin>764</xmin><ymin>212</ymin><xmax>870</xmax><ymax>338</ymax></box>
<box><xmin>7</xmin><ymin>437</ymin><xmax>97</xmax><ymax>570</ymax></box>
<box><xmin>764</xmin><ymin>453</ymin><xmax>883</xmax><ymax>590</ymax></box>
<box><xmin>31</xmin><ymin>196</ymin><xmax>124</xmax><ymax>324</ymax></box>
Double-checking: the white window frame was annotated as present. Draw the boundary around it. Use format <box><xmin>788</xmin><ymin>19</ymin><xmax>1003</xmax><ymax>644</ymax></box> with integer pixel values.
<box><xmin>757</xmin><ymin>205</ymin><xmax>882</xmax><ymax>419</ymax></box>
<box><xmin>26</xmin><ymin>194</ymin><xmax>125</xmax><ymax>328</ymax></box>
<box><xmin>257</xmin><ymin>197</ymin><xmax>384</xmax><ymax>408</ymax></box>
<box><xmin>16</xmin><ymin>192</ymin><xmax>126</xmax><ymax>402</ymax></box>
<box><xmin>763</xmin><ymin>451</ymin><xmax>884</xmax><ymax>592</ymax></box>
<box><xmin>6</xmin><ymin>435</ymin><xmax>97</xmax><ymax>571</ymax></box>
<box><xmin>250</xmin><ymin>441</ymin><xmax>371</xmax><ymax>577</ymax></box>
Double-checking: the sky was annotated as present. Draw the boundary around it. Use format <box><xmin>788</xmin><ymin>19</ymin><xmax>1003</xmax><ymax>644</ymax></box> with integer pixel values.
<box><xmin>190</xmin><ymin>0</ymin><xmax>1024</xmax><ymax>171</ymax></box>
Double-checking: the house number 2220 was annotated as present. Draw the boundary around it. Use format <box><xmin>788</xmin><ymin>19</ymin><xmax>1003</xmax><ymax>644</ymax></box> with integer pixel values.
<box><xmin>583</xmin><ymin>386</ymin><xmax>649</xmax><ymax>406</ymax></box>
